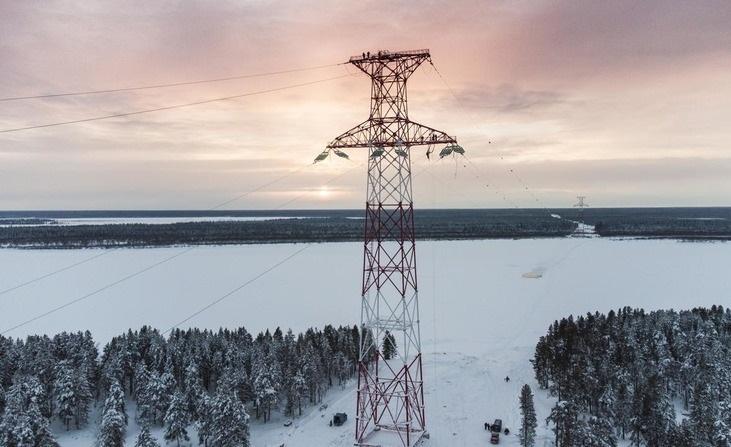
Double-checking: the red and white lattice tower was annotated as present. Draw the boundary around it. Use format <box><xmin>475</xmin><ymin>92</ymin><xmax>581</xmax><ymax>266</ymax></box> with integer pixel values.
<box><xmin>325</xmin><ymin>49</ymin><xmax>459</xmax><ymax>447</ymax></box>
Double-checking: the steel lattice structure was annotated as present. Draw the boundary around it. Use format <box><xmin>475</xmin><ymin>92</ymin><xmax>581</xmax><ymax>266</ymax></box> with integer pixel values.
<box><xmin>326</xmin><ymin>49</ymin><xmax>458</xmax><ymax>447</ymax></box>
<box><xmin>574</xmin><ymin>195</ymin><xmax>589</xmax><ymax>222</ymax></box>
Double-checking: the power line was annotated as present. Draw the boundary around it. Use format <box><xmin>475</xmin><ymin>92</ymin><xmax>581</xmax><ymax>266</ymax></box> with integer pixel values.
<box><xmin>0</xmin><ymin>163</ymin><xmax>309</xmax><ymax>299</ymax></box>
<box><xmin>0</xmin><ymin>62</ymin><xmax>345</xmax><ymax>102</ymax></box>
<box><xmin>429</xmin><ymin>61</ymin><xmax>556</xmax><ymax>214</ymax></box>
<box><xmin>0</xmin><ymin>250</ymin><xmax>112</xmax><ymax>297</ymax></box>
<box><xmin>1</xmin><ymin>247</ymin><xmax>194</xmax><ymax>335</ymax></box>
<box><xmin>0</xmin><ymin>74</ymin><xmax>352</xmax><ymax>134</ymax></box>
<box><xmin>0</xmin><ymin>158</ymin><xmax>355</xmax><ymax>333</ymax></box>
<box><xmin>162</xmin><ymin>245</ymin><xmax>310</xmax><ymax>335</ymax></box>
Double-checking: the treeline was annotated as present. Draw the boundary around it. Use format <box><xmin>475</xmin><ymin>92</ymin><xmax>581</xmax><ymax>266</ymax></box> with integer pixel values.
<box><xmin>594</xmin><ymin>219</ymin><xmax>731</xmax><ymax>238</ymax></box>
<box><xmin>0</xmin><ymin>324</ymin><xmax>366</xmax><ymax>446</ymax></box>
<box><xmin>0</xmin><ymin>212</ymin><xmax>575</xmax><ymax>248</ymax></box>
<box><xmin>533</xmin><ymin>306</ymin><xmax>731</xmax><ymax>446</ymax></box>
<box><xmin>571</xmin><ymin>207</ymin><xmax>731</xmax><ymax>238</ymax></box>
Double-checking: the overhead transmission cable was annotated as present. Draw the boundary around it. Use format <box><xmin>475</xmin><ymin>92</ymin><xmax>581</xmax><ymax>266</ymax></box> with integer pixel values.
<box><xmin>414</xmin><ymin>161</ymin><xmax>520</xmax><ymax>210</ymax></box>
<box><xmin>0</xmin><ymin>163</ymin><xmax>310</xmax><ymax>298</ymax></box>
<box><xmin>0</xmin><ymin>158</ymin><xmax>356</xmax><ymax>334</ymax></box>
<box><xmin>0</xmin><ymin>62</ymin><xmax>345</xmax><ymax>102</ymax></box>
<box><xmin>0</xmin><ymin>66</ymin><xmax>350</xmax><ymax>300</ymax></box>
<box><xmin>0</xmin><ymin>65</ymin><xmax>358</xmax><ymax>332</ymax></box>
<box><xmin>161</xmin><ymin>160</ymin><xmax>362</xmax><ymax>332</ymax></box>
<box><xmin>0</xmin><ymin>250</ymin><xmax>113</xmax><ymax>297</ymax></box>
<box><xmin>428</xmin><ymin>61</ymin><xmax>558</xmax><ymax>216</ymax></box>
<box><xmin>0</xmin><ymin>248</ymin><xmax>193</xmax><ymax>335</ymax></box>
<box><xmin>162</xmin><ymin>245</ymin><xmax>310</xmax><ymax>335</ymax></box>
<box><xmin>0</xmin><ymin>74</ymin><xmax>352</xmax><ymax>134</ymax></box>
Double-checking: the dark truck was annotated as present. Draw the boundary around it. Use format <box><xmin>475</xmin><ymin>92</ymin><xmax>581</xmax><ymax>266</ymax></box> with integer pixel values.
<box><xmin>490</xmin><ymin>419</ymin><xmax>502</xmax><ymax>444</ymax></box>
<box><xmin>332</xmin><ymin>413</ymin><xmax>347</xmax><ymax>427</ymax></box>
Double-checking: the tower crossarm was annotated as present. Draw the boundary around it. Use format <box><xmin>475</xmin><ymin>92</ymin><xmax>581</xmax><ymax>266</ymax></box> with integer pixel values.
<box><xmin>349</xmin><ymin>50</ymin><xmax>431</xmax><ymax>79</ymax></box>
<box><xmin>326</xmin><ymin>118</ymin><xmax>456</xmax><ymax>149</ymax></box>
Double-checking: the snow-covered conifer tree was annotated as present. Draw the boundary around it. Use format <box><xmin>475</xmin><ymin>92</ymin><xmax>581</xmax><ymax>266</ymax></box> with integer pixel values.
<box><xmin>253</xmin><ymin>353</ymin><xmax>281</xmax><ymax>422</ymax></box>
<box><xmin>382</xmin><ymin>331</ymin><xmax>397</xmax><ymax>360</ymax></box>
<box><xmin>73</xmin><ymin>365</ymin><xmax>93</xmax><ymax>428</ymax></box>
<box><xmin>99</xmin><ymin>381</ymin><xmax>127</xmax><ymax>447</ymax></box>
<box><xmin>183</xmin><ymin>361</ymin><xmax>204</xmax><ymax>420</ymax></box>
<box><xmin>134</xmin><ymin>425</ymin><xmax>161</xmax><ymax>447</ymax></box>
<box><xmin>519</xmin><ymin>384</ymin><xmax>537</xmax><ymax>447</ymax></box>
<box><xmin>292</xmin><ymin>366</ymin><xmax>308</xmax><ymax>416</ymax></box>
<box><xmin>164</xmin><ymin>389</ymin><xmax>190</xmax><ymax>447</ymax></box>
<box><xmin>547</xmin><ymin>400</ymin><xmax>581</xmax><ymax>447</ymax></box>
<box><xmin>209</xmin><ymin>391</ymin><xmax>250</xmax><ymax>447</ymax></box>
<box><xmin>53</xmin><ymin>361</ymin><xmax>75</xmax><ymax>430</ymax></box>
<box><xmin>0</xmin><ymin>376</ymin><xmax>58</xmax><ymax>447</ymax></box>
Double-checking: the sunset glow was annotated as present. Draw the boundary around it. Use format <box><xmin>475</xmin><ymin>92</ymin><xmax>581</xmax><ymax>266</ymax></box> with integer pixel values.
<box><xmin>1</xmin><ymin>1</ymin><xmax>730</xmax><ymax>209</ymax></box>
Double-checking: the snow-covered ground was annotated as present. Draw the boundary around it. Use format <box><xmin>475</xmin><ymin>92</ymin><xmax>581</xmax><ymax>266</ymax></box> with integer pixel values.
<box><xmin>1</xmin><ymin>238</ymin><xmax>729</xmax><ymax>446</ymax></box>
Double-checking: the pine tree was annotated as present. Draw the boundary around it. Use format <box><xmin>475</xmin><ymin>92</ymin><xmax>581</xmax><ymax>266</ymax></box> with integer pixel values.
<box><xmin>183</xmin><ymin>361</ymin><xmax>203</xmax><ymax>420</ymax></box>
<box><xmin>0</xmin><ymin>376</ymin><xmax>58</xmax><ymax>447</ymax></box>
<box><xmin>641</xmin><ymin>375</ymin><xmax>675</xmax><ymax>447</ymax></box>
<box><xmin>164</xmin><ymin>390</ymin><xmax>190</xmax><ymax>447</ymax></box>
<box><xmin>253</xmin><ymin>353</ymin><xmax>281</xmax><ymax>422</ymax></box>
<box><xmin>134</xmin><ymin>425</ymin><xmax>161</xmax><ymax>447</ymax></box>
<box><xmin>303</xmin><ymin>343</ymin><xmax>323</xmax><ymax>404</ymax></box>
<box><xmin>136</xmin><ymin>381</ymin><xmax>155</xmax><ymax>427</ymax></box>
<box><xmin>690</xmin><ymin>380</ymin><xmax>718</xmax><ymax>445</ymax></box>
<box><xmin>159</xmin><ymin>371</ymin><xmax>176</xmax><ymax>418</ymax></box>
<box><xmin>382</xmin><ymin>331</ymin><xmax>397</xmax><ymax>360</ymax></box>
<box><xmin>292</xmin><ymin>366</ymin><xmax>308</xmax><ymax>416</ymax></box>
<box><xmin>99</xmin><ymin>381</ymin><xmax>127</xmax><ymax>447</ymax></box>
<box><xmin>144</xmin><ymin>371</ymin><xmax>168</xmax><ymax>425</ymax></box>
<box><xmin>547</xmin><ymin>400</ymin><xmax>581</xmax><ymax>447</ymax></box>
<box><xmin>519</xmin><ymin>384</ymin><xmax>537</xmax><ymax>447</ymax></box>
<box><xmin>209</xmin><ymin>391</ymin><xmax>250</xmax><ymax>447</ymax></box>
<box><xmin>73</xmin><ymin>365</ymin><xmax>93</xmax><ymax>428</ymax></box>
<box><xmin>133</xmin><ymin>364</ymin><xmax>151</xmax><ymax>401</ymax></box>
<box><xmin>716</xmin><ymin>400</ymin><xmax>731</xmax><ymax>447</ymax></box>
<box><xmin>585</xmin><ymin>416</ymin><xmax>617</xmax><ymax>447</ymax></box>
<box><xmin>110</xmin><ymin>379</ymin><xmax>128</xmax><ymax>424</ymax></box>
<box><xmin>195</xmin><ymin>394</ymin><xmax>213</xmax><ymax>446</ymax></box>
<box><xmin>53</xmin><ymin>361</ymin><xmax>76</xmax><ymax>430</ymax></box>
<box><xmin>334</xmin><ymin>351</ymin><xmax>349</xmax><ymax>386</ymax></box>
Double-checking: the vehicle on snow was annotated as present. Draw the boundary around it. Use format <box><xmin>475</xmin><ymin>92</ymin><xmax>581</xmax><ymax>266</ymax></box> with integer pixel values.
<box><xmin>490</xmin><ymin>432</ymin><xmax>500</xmax><ymax>444</ymax></box>
<box><xmin>490</xmin><ymin>419</ymin><xmax>502</xmax><ymax>444</ymax></box>
<box><xmin>491</xmin><ymin>419</ymin><xmax>502</xmax><ymax>433</ymax></box>
<box><xmin>331</xmin><ymin>413</ymin><xmax>348</xmax><ymax>426</ymax></box>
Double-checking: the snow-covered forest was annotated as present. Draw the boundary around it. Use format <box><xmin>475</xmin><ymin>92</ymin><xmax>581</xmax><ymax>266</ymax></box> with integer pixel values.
<box><xmin>0</xmin><ymin>325</ymin><xmax>363</xmax><ymax>446</ymax></box>
<box><xmin>534</xmin><ymin>306</ymin><xmax>731</xmax><ymax>446</ymax></box>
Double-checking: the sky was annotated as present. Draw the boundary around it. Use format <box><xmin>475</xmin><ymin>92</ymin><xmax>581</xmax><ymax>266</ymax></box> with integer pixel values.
<box><xmin>1</xmin><ymin>0</ymin><xmax>730</xmax><ymax>210</ymax></box>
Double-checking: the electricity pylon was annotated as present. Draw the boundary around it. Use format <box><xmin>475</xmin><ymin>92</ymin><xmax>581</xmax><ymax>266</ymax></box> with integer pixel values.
<box><xmin>325</xmin><ymin>49</ymin><xmax>459</xmax><ymax>447</ymax></box>
<box><xmin>574</xmin><ymin>195</ymin><xmax>589</xmax><ymax>222</ymax></box>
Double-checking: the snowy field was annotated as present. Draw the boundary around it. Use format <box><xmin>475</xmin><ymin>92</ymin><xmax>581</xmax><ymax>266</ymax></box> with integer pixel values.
<box><xmin>1</xmin><ymin>238</ymin><xmax>729</xmax><ymax>446</ymax></box>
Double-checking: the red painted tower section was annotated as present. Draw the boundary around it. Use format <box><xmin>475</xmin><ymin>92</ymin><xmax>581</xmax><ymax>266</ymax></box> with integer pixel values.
<box><xmin>326</xmin><ymin>49</ymin><xmax>458</xmax><ymax>447</ymax></box>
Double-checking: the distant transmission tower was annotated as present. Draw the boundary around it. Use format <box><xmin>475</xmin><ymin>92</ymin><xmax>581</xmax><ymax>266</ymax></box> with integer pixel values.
<box><xmin>325</xmin><ymin>49</ymin><xmax>459</xmax><ymax>447</ymax></box>
<box><xmin>574</xmin><ymin>195</ymin><xmax>589</xmax><ymax>222</ymax></box>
